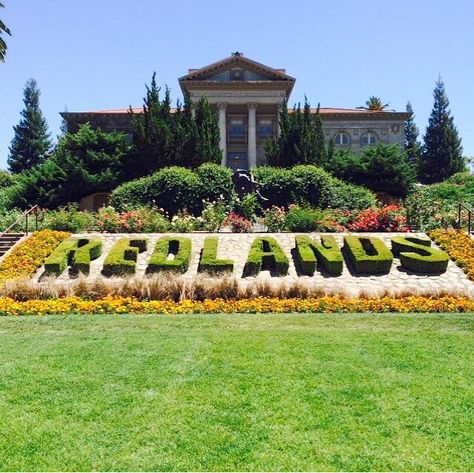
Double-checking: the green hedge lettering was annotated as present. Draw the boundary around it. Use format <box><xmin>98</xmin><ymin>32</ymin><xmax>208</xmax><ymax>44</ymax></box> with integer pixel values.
<box><xmin>343</xmin><ymin>236</ymin><xmax>393</xmax><ymax>274</ymax></box>
<box><xmin>391</xmin><ymin>236</ymin><xmax>449</xmax><ymax>273</ymax></box>
<box><xmin>198</xmin><ymin>237</ymin><xmax>234</xmax><ymax>274</ymax></box>
<box><xmin>295</xmin><ymin>235</ymin><xmax>343</xmax><ymax>276</ymax></box>
<box><xmin>146</xmin><ymin>237</ymin><xmax>191</xmax><ymax>274</ymax></box>
<box><xmin>102</xmin><ymin>238</ymin><xmax>147</xmax><ymax>277</ymax></box>
<box><xmin>244</xmin><ymin>237</ymin><xmax>289</xmax><ymax>276</ymax></box>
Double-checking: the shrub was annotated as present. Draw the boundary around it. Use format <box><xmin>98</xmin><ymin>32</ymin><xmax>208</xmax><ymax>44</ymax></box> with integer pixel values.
<box><xmin>284</xmin><ymin>206</ymin><xmax>321</xmax><ymax>232</ymax></box>
<box><xmin>0</xmin><ymin>230</ymin><xmax>70</xmax><ymax>282</ymax></box>
<box><xmin>232</xmin><ymin>193</ymin><xmax>260</xmax><ymax>221</ymax></box>
<box><xmin>294</xmin><ymin>235</ymin><xmax>343</xmax><ymax>276</ymax></box>
<box><xmin>343</xmin><ymin>236</ymin><xmax>393</xmax><ymax>274</ymax></box>
<box><xmin>263</xmin><ymin>206</ymin><xmax>286</xmax><ymax>232</ymax></box>
<box><xmin>243</xmin><ymin>237</ymin><xmax>289</xmax><ymax>276</ymax></box>
<box><xmin>195</xmin><ymin>163</ymin><xmax>235</xmax><ymax>205</ymax></box>
<box><xmin>146</xmin><ymin>237</ymin><xmax>191</xmax><ymax>274</ymax></box>
<box><xmin>224</xmin><ymin>212</ymin><xmax>253</xmax><ymax>233</ymax></box>
<box><xmin>170</xmin><ymin>211</ymin><xmax>199</xmax><ymax>233</ymax></box>
<box><xmin>325</xmin><ymin>144</ymin><xmax>415</xmax><ymax>198</ymax></box>
<box><xmin>347</xmin><ymin>205</ymin><xmax>408</xmax><ymax>232</ymax></box>
<box><xmin>43</xmin><ymin>206</ymin><xmax>96</xmax><ymax>233</ymax></box>
<box><xmin>253</xmin><ymin>165</ymin><xmax>376</xmax><ymax>210</ymax></box>
<box><xmin>110</xmin><ymin>166</ymin><xmax>201</xmax><ymax>216</ymax></box>
<box><xmin>391</xmin><ymin>236</ymin><xmax>449</xmax><ymax>274</ymax></box>
<box><xmin>199</xmin><ymin>200</ymin><xmax>228</xmax><ymax>232</ymax></box>
<box><xmin>102</xmin><ymin>239</ymin><xmax>147</xmax><ymax>276</ymax></box>
<box><xmin>198</xmin><ymin>237</ymin><xmax>234</xmax><ymax>274</ymax></box>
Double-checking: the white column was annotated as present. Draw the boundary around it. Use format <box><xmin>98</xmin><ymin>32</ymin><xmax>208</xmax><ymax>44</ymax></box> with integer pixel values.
<box><xmin>247</xmin><ymin>103</ymin><xmax>257</xmax><ymax>169</ymax></box>
<box><xmin>217</xmin><ymin>102</ymin><xmax>227</xmax><ymax>166</ymax></box>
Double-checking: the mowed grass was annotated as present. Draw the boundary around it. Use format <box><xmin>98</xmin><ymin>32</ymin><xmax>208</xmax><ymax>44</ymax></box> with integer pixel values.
<box><xmin>0</xmin><ymin>313</ymin><xmax>473</xmax><ymax>472</ymax></box>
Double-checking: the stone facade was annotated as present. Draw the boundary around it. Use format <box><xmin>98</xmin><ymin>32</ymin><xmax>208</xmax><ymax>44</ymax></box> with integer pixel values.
<box><xmin>62</xmin><ymin>52</ymin><xmax>410</xmax><ymax>169</ymax></box>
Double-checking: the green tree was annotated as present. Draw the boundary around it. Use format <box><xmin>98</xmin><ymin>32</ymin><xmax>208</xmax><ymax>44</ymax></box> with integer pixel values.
<box><xmin>0</xmin><ymin>2</ymin><xmax>11</xmax><ymax>62</ymax></box>
<box><xmin>418</xmin><ymin>77</ymin><xmax>464</xmax><ymax>183</ymax></box>
<box><xmin>193</xmin><ymin>96</ymin><xmax>222</xmax><ymax>167</ymax></box>
<box><xmin>325</xmin><ymin>144</ymin><xmax>415</xmax><ymax>198</ymax></box>
<box><xmin>404</xmin><ymin>101</ymin><xmax>422</xmax><ymax>166</ymax></box>
<box><xmin>357</xmin><ymin>96</ymin><xmax>390</xmax><ymax>111</ymax></box>
<box><xmin>8</xmin><ymin>79</ymin><xmax>52</xmax><ymax>173</ymax></box>
<box><xmin>10</xmin><ymin>124</ymin><xmax>130</xmax><ymax>208</ymax></box>
<box><xmin>313</xmin><ymin>104</ymin><xmax>326</xmax><ymax>164</ymax></box>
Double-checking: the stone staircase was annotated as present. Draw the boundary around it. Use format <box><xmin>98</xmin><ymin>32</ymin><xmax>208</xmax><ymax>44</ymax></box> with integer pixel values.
<box><xmin>0</xmin><ymin>233</ymin><xmax>25</xmax><ymax>259</ymax></box>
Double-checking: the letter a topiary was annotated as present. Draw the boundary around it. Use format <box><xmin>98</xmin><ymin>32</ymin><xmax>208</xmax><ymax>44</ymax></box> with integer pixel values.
<box><xmin>146</xmin><ymin>237</ymin><xmax>191</xmax><ymax>274</ymax></box>
<box><xmin>343</xmin><ymin>236</ymin><xmax>393</xmax><ymax>274</ymax></box>
<box><xmin>391</xmin><ymin>236</ymin><xmax>449</xmax><ymax>274</ymax></box>
<box><xmin>295</xmin><ymin>235</ymin><xmax>343</xmax><ymax>276</ymax></box>
<box><xmin>102</xmin><ymin>239</ymin><xmax>147</xmax><ymax>277</ymax></box>
<box><xmin>244</xmin><ymin>237</ymin><xmax>289</xmax><ymax>276</ymax></box>
<box><xmin>198</xmin><ymin>237</ymin><xmax>234</xmax><ymax>274</ymax></box>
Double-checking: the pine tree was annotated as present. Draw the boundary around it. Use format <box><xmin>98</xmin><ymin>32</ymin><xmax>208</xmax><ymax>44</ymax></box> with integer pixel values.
<box><xmin>403</xmin><ymin>101</ymin><xmax>421</xmax><ymax>167</ymax></box>
<box><xmin>313</xmin><ymin>103</ymin><xmax>326</xmax><ymax>165</ymax></box>
<box><xmin>418</xmin><ymin>77</ymin><xmax>464</xmax><ymax>183</ymax></box>
<box><xmin>0</xmin><ymin>2</ymin><xmax>11</xmax><ymax>62</ymax></box>
<box><xmin>194</xmin><ymin>97</ymin><xmax>222</xmax><ymax>166</ymax></box>
<box><xmin>8</xmin><ymin>79</ymin><xmax>52</xmax><ymax>173</ymax></box>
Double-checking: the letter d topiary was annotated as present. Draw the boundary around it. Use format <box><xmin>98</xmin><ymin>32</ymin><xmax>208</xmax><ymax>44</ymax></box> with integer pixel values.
<box><xmin>343</xmin><ymin>236</ymin><xmax>393</xmax><ymax>274</ymax></box>
<box><xmin>244</xmin><ymin>237</ymin><xmax>289</xmax><ymax>276</ymax></box>
<box><xmin>391</xmin><ymin>236</ymin><xmax>449</xmax><ymax>274</ymax></box>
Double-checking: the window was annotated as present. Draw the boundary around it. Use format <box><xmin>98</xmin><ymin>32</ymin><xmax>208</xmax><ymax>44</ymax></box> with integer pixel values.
<box><xmin>361</xmin><ymin>132</ymin><xmax>377</xmax><ymax>145</ymax></box>
<box><xmin>228</xmin><ymin>117</ymin><xmax>246</xmax><ymax>140</ymax></box>
<box><xmin>334</xmin><ymin>132</ymin><xmax>350</xmax><ymax>146</ymax></box>
<box><xmin>258</xmin><ymin>118</ymin><xmax>274</xmax><ymax>138</ymax></box>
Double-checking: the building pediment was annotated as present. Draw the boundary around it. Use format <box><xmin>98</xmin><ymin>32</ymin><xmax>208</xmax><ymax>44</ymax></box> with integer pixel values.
<box><xmin>179</xmin><ymin>52</ymin><xmax>295</xmax><ymax>96</ymax></box>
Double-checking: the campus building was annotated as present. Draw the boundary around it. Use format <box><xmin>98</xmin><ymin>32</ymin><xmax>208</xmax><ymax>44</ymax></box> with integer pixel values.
<box><xmin>62</xmin><ymin>53</ymin><xmax>409</xmax><ymax>170</ymax></box>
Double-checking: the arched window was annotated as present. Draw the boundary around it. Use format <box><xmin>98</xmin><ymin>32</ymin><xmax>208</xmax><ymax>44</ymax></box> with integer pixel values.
<box><xmin>361</xmin><ymin>131</ymin><xmax>377</xmax><ymax>145</ymax></box>
<box><xmin>334</xmin><ymin>132</ymin><xmax>350</xmax><ymax>146</ymax></box>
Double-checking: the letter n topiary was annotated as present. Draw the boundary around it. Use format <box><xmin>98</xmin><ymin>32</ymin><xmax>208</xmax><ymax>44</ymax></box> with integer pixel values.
<box><xmin>391</xmin><ymin>236</ymin><xmax>449</xmax><ymax>273</ymax></box>
<box><xmin>244</xmin><ymin>237</ymin><xmax>289</xmax><ymax>276</ymax></box>
<box><xmin>102</xmin><ymin>239</ymin><xmax>147</xmax><ymax>277</ymax></box>
<box><xmin>198</xmin><ymin>237</ymin><xmax>234</xmax><ymax>275</ymax></box>
<box><xmin>44</xmin><ymin>238</ymin><xmax>103</xmax><ymax>276</ymax></box>
<box><xmin>146</xmin><ymin>237</ymin><xmax>191</xmax><ymax>274</ymax></box>
<box><xmin>295</xmin><ymin>235</ymin><xmax>343</xmax><ymax>276</ymax></box>
<box><xmin>343</xmin><ymin>236</ymin><xmax>393</xmax><ymax>274</ymax></box>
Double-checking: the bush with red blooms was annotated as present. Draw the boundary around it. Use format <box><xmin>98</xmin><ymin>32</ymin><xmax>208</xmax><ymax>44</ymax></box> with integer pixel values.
<box><xmin>224</xmin><ymin>212</ymin><xmax>253</xmax><ymax>233</ymax></box>
<box><xmin>347</xmin><ymin>205</ymin><xmax>408</xmax><ymax>232</ymax></box>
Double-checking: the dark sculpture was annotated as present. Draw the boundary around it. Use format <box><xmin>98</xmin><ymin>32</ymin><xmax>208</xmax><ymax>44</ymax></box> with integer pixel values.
<box><xmin>232</xmin><ymin>169</ymin><xmax>268</xmax><ymax>201</ymax></box>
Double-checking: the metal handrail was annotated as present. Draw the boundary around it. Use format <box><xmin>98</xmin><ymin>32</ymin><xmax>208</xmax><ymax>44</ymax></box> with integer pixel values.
<box><xmin>0</xmin><ymin>205</ymin><xmax>40</xmax><ymax>237</ymax></box>
<box><xmin>458</xmin><ymin>203</ymin><xmax>474</xmax><ymax>233</ymax></box>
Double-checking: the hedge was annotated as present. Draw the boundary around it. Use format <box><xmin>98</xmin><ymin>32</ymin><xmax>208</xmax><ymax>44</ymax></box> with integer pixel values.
<box><xmin>244</xmin><ymin>237</ymin><xmax>289</xmax><ymax>276</ymax></box>
<box><xmin>253</xmin><ymin>165</ymin><xmax>376</xmax><ymax>210</ymax></box>
<box><xmin>198</xmin><ymin>236</ymin><xmax>234</xmax><ymax>274</ymax></box>
<box><xmin>101</xmin><ymin>239</ymin><xmax>147</xmax><ymax>277</ymax></box>
<box><xmin>44</xmin><ymin>238</ymin><xmax>81</xmax><ymax>276</ymax></box>
<box><xmin>71</xmin><ymin>239</ymin><xmax>102</xmax><ymax>275</ymax></box>
<box><xmin>391</xmin><ymin>236</ymin><xmax>449</xmax><ymax>274</ymax></box>
<box><xmin>146</xmin><ymin>237</ymin><xmax>191</xmax><ymax>274</ymax></box>
<box><xmin>110</xmin><ymin>164</ymin><xmax>234</xmax><ymax>216</ymax></box>
<box><xmin>343</xmin><ymin>236</ymin><xmax>393</xmax><ymax>274</ymax></box>
<box><xmin>295</xmin><ymin>235</ymin><xmax>343</xmax><ymax>276</ymax></box>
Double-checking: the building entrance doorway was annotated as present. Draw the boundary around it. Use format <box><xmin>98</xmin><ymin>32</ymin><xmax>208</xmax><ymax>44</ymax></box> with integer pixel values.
<box><xmin>227</xmin><ymin>152</ymin><xmax>248</xmax><ymax>170</ymax></box>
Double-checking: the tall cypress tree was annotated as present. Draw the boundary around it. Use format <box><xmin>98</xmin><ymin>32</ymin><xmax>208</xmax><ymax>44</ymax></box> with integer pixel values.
<box><xmin>194</xmin><ymin>96</ymin><xmax>222</xmax><ymax>166</ymax></box>
<box><xmin>314</xmin><ymin>103</ymin><xmax>326</xmax><ymax>165</ymax></box>
<box><xmin>0</xmin><ymin>2</ymin><xmax>11</xmax><ymax>62</ymax></box>
<box><xmin>8</xmin><ymin>79</ymin><xmax>52</xmax><ymax>173</ymax></box>
<box><xmin>418</xmin><ymin>77</ymin><xmax>464</xmax><ymax>183</ymax></box>
<box><xmin>404</xmin><ymin>101</ymin><xmax>421</xmax><ymax>166</ymax></box>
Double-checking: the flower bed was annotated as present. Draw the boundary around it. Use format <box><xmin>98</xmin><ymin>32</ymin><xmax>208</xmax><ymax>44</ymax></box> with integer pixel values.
<box><xmin>429</xmin><ymin>229</ymin><xmax>474</xmax><ymax>279</ymax></box>
<box><xmin>0</xmin><ymin>230</ymin><xmax>70</xmax><ymax>282</ymax></box>
<box><xmin>0</xmin><ymin>295</ymin><xmax>473</xmax><ymax>316</ymax></box>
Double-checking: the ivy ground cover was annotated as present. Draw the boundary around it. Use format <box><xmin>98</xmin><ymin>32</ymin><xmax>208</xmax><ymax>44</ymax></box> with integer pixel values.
<box><xmin>0</xmin><ymin>313</ymin><xmax>472</xmax><ymax>471</ymax></box>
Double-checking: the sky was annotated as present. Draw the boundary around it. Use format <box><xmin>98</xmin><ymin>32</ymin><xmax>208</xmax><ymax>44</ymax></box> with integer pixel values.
<box><xmin>1</xmin><ymin>0</ymin><xmax>473</xmax><ymax>170</ymax></box>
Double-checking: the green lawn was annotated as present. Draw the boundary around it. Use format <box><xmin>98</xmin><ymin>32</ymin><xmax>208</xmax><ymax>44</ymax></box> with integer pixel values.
<box><xmin>0</xmin><ymin>313</ymin><xmax>473</xmax><ymax>472</ymax></box>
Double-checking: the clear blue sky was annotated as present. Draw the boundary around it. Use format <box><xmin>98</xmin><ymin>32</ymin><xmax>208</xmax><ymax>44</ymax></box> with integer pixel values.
<box><xmin>1</xmin><ymin>0</ymin><xmax>473</xmax><ymax>170</ymax></box>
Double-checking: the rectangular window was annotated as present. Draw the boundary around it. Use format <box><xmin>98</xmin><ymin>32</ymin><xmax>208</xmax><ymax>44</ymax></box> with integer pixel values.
<box><xmin>258</xmin><ymin>117</ymin><xmax>274</xmax><ymax>138</ymax></box>
<box><xmin>228</xmin><ymin>117</ymin><xmax>246</xmax><ymax>140</ymax></box>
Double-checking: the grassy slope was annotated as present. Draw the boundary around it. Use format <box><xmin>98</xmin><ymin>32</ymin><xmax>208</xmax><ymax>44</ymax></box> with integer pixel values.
<box><xmin>0</xmin><ymin>313</ymin><xmax>473</xmax><ymax>472</ymax></box>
